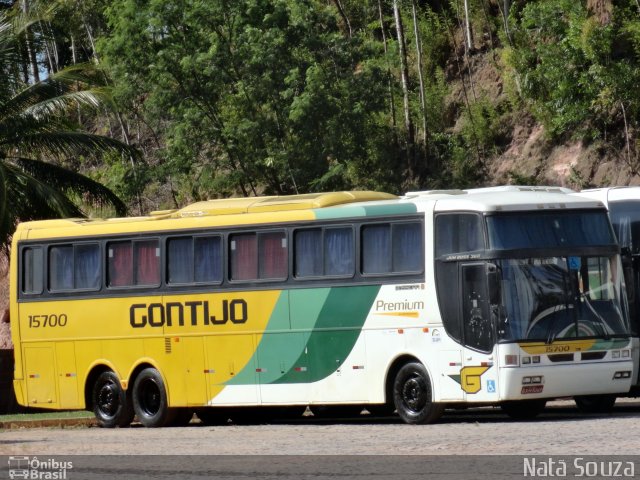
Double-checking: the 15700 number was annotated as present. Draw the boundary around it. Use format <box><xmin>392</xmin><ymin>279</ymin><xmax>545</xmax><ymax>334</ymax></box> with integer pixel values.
<box><xmin>28</xmin><ymin>314</ymin><xmax>68</xmax><ymax>328</ymax></box>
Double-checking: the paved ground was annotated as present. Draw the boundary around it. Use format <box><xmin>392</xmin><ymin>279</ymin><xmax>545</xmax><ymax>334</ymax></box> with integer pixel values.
<box><xmin>2</xmin><ymin>399</ymin><xmax>640</xmax><ymax>456</ymax></box>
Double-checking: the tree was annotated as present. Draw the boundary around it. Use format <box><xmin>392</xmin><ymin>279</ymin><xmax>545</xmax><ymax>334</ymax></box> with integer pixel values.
<box><xmin>0</xmin><ymin>8</ymin><xmax>132</xmax><ymax>251</ymax></box>
<box><xmin>99</xmin><ymin>0</ymin><xmax>394</xmax><ymax>200</ymax></box>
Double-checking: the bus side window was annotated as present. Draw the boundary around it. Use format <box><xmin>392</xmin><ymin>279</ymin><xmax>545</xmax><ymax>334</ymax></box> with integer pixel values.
<box><xmin>108</xmin><ymin>241</ymin><xmax>133</xmax><ymax>287</ymax></box>
<box><xmin>194</xmin><ymin>236</ymin><xmax>222</xmax><ymax>283</ymax></box>
<box><xmin>108</xmin><ymin>239</ymin><xmax>160</xmax><ymax>287</ymax></box>
<box><xmin>435</xmin><ymin>214</ymin><xmax>483</xmax><ymax>257</ymax></box>
<box><xmin>22</xmin><ymin>246</ymin><xmax>44</xmax><ymax>294</ymax></box>
<box><xmin>230</xmin><ymin>233</ymin><xmax>258</xmax><ymax>280</ymax></box>
<box><xmin>324</xmin><ymin>227</ymin><xmax>353</xmax><ymax>276</ymax></box>
<box><xmin>135</xmin><ymin>240</ymin><xmax>160</xmax><ymax>286</ymax></box>
<box><xmin>362</xmin><ymin>224</ymin><xmax>391</xmax><ymax>274</ymax></box>
<box><xmin>294</xmin><ymin>227</ymin><xmax>353</xmax><ymax>278</ymax></box>
<box><xmin>393</xmin><ymin>222</ymin><xmax>423</xmax><ymax>272</ymax></box>
<box><xmin>361</xmin><ymin>222</ymin><xmax>423</xmax><ymax>274</ymax></box>
<box><xmin>75</xmin><ymin>244</ymin><xmax>100</xmax><ymax>290</ymax></box>
<box><xmin>49</xmin><ymin>245</ymin><xmax>73</xmax><ymax>291</ymax></box>
<box><xmin>49</xmin><ymin>244</ymin><xmax>100</xmax><ymax>292</ymax></box>
<box><xmin>230</xmin><ymin>231</ymin><xmax>287</xmax><ymax>281</ymax></box>
<box><xmin>295</xmin><ymin>229</ymin><xmax>322</xmax><ymax>277</ymax></box>
<box><xmin>167</xmin><ymin>237</ymin><xmax>193</xmax><ymax>284</ymax></box>
<box><xmin>259</xmin><ymin>232</ymin><xmax>287</xmax><ymax>279</ymax></box>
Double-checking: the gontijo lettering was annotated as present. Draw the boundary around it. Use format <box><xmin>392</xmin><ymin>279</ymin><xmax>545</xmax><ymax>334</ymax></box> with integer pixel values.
<box><xmin>130</xmin><ymin>299</ymin><xmax>248</xmax><ymax>328</ymax></box>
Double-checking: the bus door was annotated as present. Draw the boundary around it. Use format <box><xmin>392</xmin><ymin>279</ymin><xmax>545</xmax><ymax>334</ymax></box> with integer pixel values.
<box><xmin>162</xmin><ymin>300</ymin><xmax>208</xmax><ymax>406</ymax></box>
<box><xmin>460</xmin><ymin>263</ymin><xmax>499</xmax><ymax>401</ymax></box>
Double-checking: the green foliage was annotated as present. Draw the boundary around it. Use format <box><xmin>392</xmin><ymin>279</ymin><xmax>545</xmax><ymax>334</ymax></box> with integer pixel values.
<box><xmin>0</xmin><ymin>5</ymin><xmax>131</xmax><ymax>250</ymax></box>
<box><xmin>460</xmin><ymin>96</ymin><xmax>507</xmax><ymax>156</ymax></box>
<box><xmin>99</xmin><ymin>0</ymin><xmax>393</xmax><ymax>199</ymax></box>
<box><xmin>13</xmin><ymin>0</ymin><xmax>640</xmax><ymax>211</ymax></box>
<box><xmin>505</xmin><ymin>0</ymin><xmax>640</xmax><ymax>141</ymax></box>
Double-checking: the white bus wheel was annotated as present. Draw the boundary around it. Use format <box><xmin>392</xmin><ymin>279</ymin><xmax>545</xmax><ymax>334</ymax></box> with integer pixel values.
<box><xmin>392</xmin><ymin>362</ymin><xmax>444</xmax><ymax>424</ymax></box>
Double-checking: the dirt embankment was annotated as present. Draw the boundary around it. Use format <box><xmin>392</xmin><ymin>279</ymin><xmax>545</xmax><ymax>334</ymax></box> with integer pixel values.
<box><xmin>448</xmin><ymin>48</ymin><xmax>640</xmax><ymax>189</ymax></box>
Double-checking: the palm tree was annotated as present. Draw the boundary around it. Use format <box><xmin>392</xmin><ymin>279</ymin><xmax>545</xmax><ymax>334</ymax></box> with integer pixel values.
<box><xmin>0</xmin><ymin>7</ymin><xmax>133</xmax><ymax>251</ymax></box>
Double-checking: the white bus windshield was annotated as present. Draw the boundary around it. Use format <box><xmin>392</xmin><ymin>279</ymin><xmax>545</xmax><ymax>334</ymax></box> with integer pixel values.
<box><xmin>487</xmin><ymin>211</ymin><xmax>616</xmax><ymax>249</ymax></box>
<box><xmin>496</xmin><ymin>256</ymin><xmax>630</xmax><ymax>342</ymax></box>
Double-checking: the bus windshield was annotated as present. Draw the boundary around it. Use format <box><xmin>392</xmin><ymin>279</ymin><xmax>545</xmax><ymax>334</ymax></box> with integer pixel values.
<box><xmin>496</xmin><ymin>256</ymin><xmax>630</xmax><ymax>342</ymax></box>
<box><xmin>486</xmin><ymin>211</ymin><xmax>616</xmax><ymax>249</ymax></box>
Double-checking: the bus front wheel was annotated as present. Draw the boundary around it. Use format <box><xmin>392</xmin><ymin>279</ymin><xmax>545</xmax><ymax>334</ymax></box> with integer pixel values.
<box><xmin>132</xmin><ymin>368</ymin><xmax>174</xmax><ymax>428</ymax></box>
<box><xmin>392</xmin><ymin>362</ymin><xmax>444</xmax><ymax>424</ymax></box>
<box><xmin>92</xmin><ymin>370</ymin><xmax>134</xmax><ymax>428</ymax></box>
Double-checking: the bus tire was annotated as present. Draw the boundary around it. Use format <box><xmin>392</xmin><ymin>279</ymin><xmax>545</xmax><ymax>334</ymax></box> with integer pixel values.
<box><xmin>574</xmin><ymin>394</ymin><xmax>617</xmax><ymax>413</ymax></box>
<box><xmin>132</xmin><ymin>368</ymin><xmax>174</xmax><ymax>428</ymax></box>
<box><xmin>92</xmin><ymin>370</ymin><xmax>134</xmax><ymax>428</ymax></box>
<box><xmin>501</xmin><ymin>399</ymin><xmax>547</xmax><ymax>420</ymax></box>
<box><xmin>392</xmin><ymin>362</ymin><xmax>444</xmax><ymax>424</ymax></box>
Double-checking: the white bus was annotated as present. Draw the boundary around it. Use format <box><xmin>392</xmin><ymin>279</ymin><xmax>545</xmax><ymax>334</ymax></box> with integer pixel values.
<box><xmin>11</xmin><ymin>188</ymin><xmax>634</xmax><ymax>426</ymax></box>
<box><xmin>574</xmin><ymin>187</ymin><xmax>640</xmax><ymax>409</ymax></box>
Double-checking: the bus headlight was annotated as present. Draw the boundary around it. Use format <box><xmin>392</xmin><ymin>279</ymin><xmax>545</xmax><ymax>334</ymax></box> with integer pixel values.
<box><xmin>505</xmin><ymin>355</ymin><xmax>519</xmax><ymax>366</ymax></box>
<box><xmin>522</xmin><ymin>376</ymin><xmax>543</xmax><ymax>385</ymax></box>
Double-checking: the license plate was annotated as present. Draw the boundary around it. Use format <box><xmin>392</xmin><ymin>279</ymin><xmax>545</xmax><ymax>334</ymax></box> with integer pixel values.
<box><xmin>521</xmin><ymin>385</ymin><xmax>544</xmax><ymax>394</ymax></box>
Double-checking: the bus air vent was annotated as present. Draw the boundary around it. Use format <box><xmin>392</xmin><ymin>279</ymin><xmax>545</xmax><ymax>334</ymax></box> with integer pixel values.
<box><xmin>580</xmin><ymin>351</ymin><xmax>606</xmax><ymax>361</ymax></box>
<box><xmin>164</xmin><ymin>337</ymin><xmax>171</xmax><ymax>354</ymax></box>
<box><xmin>548</xmin><ymin>353</ymin><xmax>574</xmax><ymax>362</ymax></box>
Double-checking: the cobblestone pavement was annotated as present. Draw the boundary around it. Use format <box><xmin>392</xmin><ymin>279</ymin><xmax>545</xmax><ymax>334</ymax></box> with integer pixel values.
<box><xmin>2</xmin><ymin>399</ymin><xmax>640</xmax><ymax>456</ymax></box>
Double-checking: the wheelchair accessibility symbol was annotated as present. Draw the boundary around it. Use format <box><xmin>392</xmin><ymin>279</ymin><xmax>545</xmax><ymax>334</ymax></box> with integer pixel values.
<box><xmin>568</xmin><ymin>256</ymin><xmax>581</xmax><ymax>271</ymax></box>
<box><xmin>487</xmin><ymin>380</ymin><xmax>496</xmax><ymax>393</ymax></box>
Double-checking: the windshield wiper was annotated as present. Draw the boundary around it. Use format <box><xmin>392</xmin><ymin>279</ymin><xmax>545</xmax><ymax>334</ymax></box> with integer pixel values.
<box><xmin>581</xmin><ymin>293</ymin><xmax>611</xmax><ymax>340</ymax></box>
<box><xmin>545</xmin><ymin>328</ymin><xmax>557</xmax><ymax>345</ymax></box>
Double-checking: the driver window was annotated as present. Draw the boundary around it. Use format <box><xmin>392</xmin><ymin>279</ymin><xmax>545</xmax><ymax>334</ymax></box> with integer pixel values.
<box><xmin>435</xmin><ymin>214</ymin><xmax>484</xmax><ymax>257</ymax></box>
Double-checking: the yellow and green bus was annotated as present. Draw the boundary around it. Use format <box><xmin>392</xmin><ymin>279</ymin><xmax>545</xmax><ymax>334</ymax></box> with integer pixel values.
<box><xmin>10</xmin><ymin>189</ymin><xmax>634</xmax><ymax>426</ymax></box>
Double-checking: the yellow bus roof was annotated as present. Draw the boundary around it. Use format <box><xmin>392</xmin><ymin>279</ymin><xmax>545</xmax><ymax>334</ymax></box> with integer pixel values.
<box><xmin>175</xmin><ymin>191</ymin><xmax>395</xmax><ymax>217</ymax></box>
<box><xmin>15</xmin><ymin>191</ymin><xmax>398</xmax><ymax>234</ymax></box>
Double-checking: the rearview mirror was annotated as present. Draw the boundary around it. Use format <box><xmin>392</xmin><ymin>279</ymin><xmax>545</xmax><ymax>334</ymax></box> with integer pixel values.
<box><xmin>486</xmin><ymin>263</ymin><xmax>501</xmax><ymax>305</ymax></box>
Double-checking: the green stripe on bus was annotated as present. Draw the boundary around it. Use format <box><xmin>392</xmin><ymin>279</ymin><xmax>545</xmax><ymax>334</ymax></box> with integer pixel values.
<box><xmin>589</xmin><ymin>338</ymin><xmax>630</xmax><ymax>350</ymax></box>
<box><xmin>314</xmin><ymin>203</ymin><xmax>417</xmax><ymax>220</ymax></box>
<box><xmin>271</xmin><ymin>285</ymin><xmax>380</xmax><ymax>384</ymax></box>
<box><xmin>227</xmin><ymin>285</ymin><xmax>379</xmax><ymax>385</ymax></box>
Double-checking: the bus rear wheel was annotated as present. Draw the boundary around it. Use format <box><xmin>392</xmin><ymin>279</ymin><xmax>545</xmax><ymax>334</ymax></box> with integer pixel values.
<box><xmin>132</xmin><ymin>368</ymin><xmax>174</xmax><ymax>428</ymax></box>
<box><xmin>393</xmin><ymin>362</ymin><xmax>444</xmax><ymax>424</ymax></box>
<box><xmin>92</xmin><ymin>370</ymin><xmax>134</xmax><ymax>428</ymax></box>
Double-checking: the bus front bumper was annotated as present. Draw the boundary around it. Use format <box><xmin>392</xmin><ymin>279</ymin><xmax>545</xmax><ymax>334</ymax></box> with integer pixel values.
<box><xmin>498</xmin><ymin>360</ymin><xmax>633</xmax><ymax>400</ymax></box>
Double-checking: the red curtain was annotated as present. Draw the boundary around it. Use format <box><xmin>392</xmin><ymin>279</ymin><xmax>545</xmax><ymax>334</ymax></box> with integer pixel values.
<box><xmin>231</xmin><ymin>234</ymin><xmax>257</xmax><ymax>280</ymax></box>
<box><xmin>109</xmin><ymin>243</ymin><xmax>133</xmax><ymax>286</ymax></box>
<box><xmin>261</xmin><ymin>233</ymin><xmax>287</xmax><ymax>278</ymax></box>
<box><xmin>136</xmin><ymin>240</ymin><xmax>160</xmax><ymax>285</ymax></box>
